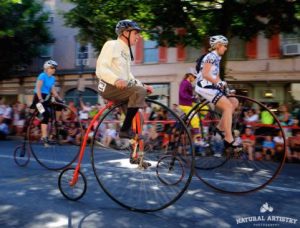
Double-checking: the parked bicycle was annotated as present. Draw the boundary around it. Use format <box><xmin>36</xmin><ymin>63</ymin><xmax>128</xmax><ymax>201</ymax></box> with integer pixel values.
<box><xmin>13</xmin><ymin>97</ymin><xmax>83</xmax><ymax>170</ymax></box>
<box><xmin>58</xmin><ymin>97</ymin><xmax>194</xmax><ymax>212</ymax></box>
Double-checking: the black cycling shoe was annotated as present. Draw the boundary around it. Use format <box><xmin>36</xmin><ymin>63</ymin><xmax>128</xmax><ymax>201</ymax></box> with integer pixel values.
<box><xmin>130</xmin><ymin>157</ymin><xmax>151</xmax><ymax>168</ymax></box>
<box><xmin>224</xmin><ymin>140</ymin><xmax>235</xmax><ymax>149</ymax></box>
<box><xmin>214</xmin><ymin>128</ymin><xmax>225</xmax><ymax>139</ymax></box>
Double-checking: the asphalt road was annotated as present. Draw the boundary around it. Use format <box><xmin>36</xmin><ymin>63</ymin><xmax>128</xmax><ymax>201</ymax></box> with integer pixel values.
<box><xmin>0</xmin><ymin>138</ymin><xmax>299</xmax><ymax>228</ymax></box>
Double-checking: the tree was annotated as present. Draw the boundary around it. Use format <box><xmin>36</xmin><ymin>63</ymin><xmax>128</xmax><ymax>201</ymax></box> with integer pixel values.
<box><xmin>0</xmin><ymin>0</ymin><xmax>53</xmax><ymax>77</ymax></box>
<box><xmin>63</xmin><ymin>0</ymin><xmax>300</xmax><ymax>77</ymax></box>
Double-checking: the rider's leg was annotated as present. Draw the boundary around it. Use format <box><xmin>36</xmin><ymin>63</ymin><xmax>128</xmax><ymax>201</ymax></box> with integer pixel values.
<box><xmin>41</xmin><ymin>123</ymin><xmax>48</xmax><ymax>139</ymax></box>
<box><xmin>121</xmin><ymin>86</ymin><xmax>146</xmax><ymax>134</ymax></box>
<box><xmin>215</xmin><ymin>96</ymin><xmax>234</xmax><ymax>143</ymax></box>
<box><xmin>119</xmin><ymin>107</ymin><xmax>139</xmax><ymax>136</ymax></box>
<box><xmin>101</xmin><ymin>83</ymin><xmax>147</xmax><ymax>138</ymax></box>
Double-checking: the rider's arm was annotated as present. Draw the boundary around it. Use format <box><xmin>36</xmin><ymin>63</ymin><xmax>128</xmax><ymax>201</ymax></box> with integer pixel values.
<box><xmin>202</xmin><ymin>63</ymin><xmax>222</xmax><ymax>84</ymax></box>
<box><xmin>36</xmin><ymin>79</ymin><xmax>44</xmax><ymax>101</ymax></box>
<box><xmin>51</xmin><ymin>86</ymin><xmax>62</xmax><ymax>100</ymax></box>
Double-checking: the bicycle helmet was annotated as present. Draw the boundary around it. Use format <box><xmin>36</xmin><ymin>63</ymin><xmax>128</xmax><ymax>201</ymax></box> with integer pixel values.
<box><xmin>209</xmin><ymin>35</ymin><xmax>228</xmax><ymax>48</ymax></box>
<box><xmin>115</xmin><ymin>19</ymin><xmax>141</xmax><ymax>36</ymax></box>
<box><xmin>43</xmin><ymin>60</ymin><xmax>58</xmax><ymax>69</ymax></box>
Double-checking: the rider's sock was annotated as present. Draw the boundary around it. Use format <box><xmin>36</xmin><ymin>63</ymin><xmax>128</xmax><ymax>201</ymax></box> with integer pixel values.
<box><xmin>120</xmin><ymin>107</ymin><xmax>139</xmax><ymax>132</ymax></box>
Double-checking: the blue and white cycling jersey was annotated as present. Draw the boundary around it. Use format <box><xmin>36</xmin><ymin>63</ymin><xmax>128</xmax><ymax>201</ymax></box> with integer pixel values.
<box><xmin>197</xmin><ymin>50</ymin><xmax>221</xmax><ymax>87</ymax></box>
<box><xmin>195</xmin><ymin>51</ymin><xmax>224</xmax><ymax>105</ymax></box>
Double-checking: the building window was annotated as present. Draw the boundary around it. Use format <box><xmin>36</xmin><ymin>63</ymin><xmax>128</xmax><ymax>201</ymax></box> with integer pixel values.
<box><xmin>281</xmin><ymin>31</ymin><xmax>300</xmax><ymax>44</ymax></box>
<box><xmin>40</xmin><ymin>44</ymin><xmax>54</xmax><ymax>58</ymax></box>
<box><xmin>144</xmin><ymin>40</ymin><xmax>158</xmax><ymax>63</ymax></box>
<box><xmin>227</xmin><ymin>37</ymin><xmax>246</xmax><ymax>60</ymax></box>
<box><xmin>281</xmin><ymin>31</ymin><xmax>300</xmax><ymax>56</ymax></box>
<box><xmin>147</xmin><ymin>83</ymin><xmax>170</xmax><ymax>106</ymax></box>
<box><xmin>76</xmin><ymin>43</ymin><xmax>89</xmax><ymax>66</ymax></box>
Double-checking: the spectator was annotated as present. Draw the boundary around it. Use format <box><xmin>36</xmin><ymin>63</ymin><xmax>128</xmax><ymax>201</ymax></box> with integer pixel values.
<box><xmin>241</xmin><ymin>126</ymin><xmax>256</xmax><ymax>160</ymax></box>
<box><xmin>0</xmin><ymin>122</ymin><xmax>9</xmax><ymax>139</ymax></box>
<box><xmin>262</xmin><ymin>135</ymin><xmax>275</xmax><ymax>161</ymax></box>
<box><xmin>179</xmin><ymin>70</ymin><xmax>208</xmax><ymax>147</ymax></box>
<box><xmin>287</xmin><ymin>130</ymin><xmax>300</xmax><ymax>162</ymax></box>
<box><xmin>273</xmin><ymin>130</ymin><xmax>285</xmax><ymax>161</ymax></box>
<box><xmin>261</xmin><ymin>104</ymin><xmax>274</xmax><ymax>125</ymax></box>
<box><xmin>244</xmin><ymin>108</ymin><xmax>259</xmax><ymax>124</ymax></box>
<box><xmin>79</xmin><ymin>98</ymin><xmax>91</xmax><ymax>127</ymax></box>
<box><xmin>103</xmin><ymin>123</ymin><xmax>117</xmax><ymax>147</ymax></box>
<box><xmin>278</xmin><ymin>104</ymin><xmax>293</xmax><ymax>138</ymax></box>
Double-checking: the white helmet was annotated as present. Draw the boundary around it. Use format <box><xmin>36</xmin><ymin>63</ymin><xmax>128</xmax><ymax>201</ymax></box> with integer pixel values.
<box><xmin>188</xmin><ymin>67</ymin><xmax>198</xmax><ymax>77</ymax></box>
<box><xmin>209</xmin><ymin>35</ymin><xmax>228</xmax><ymax>48</ymax></box>
<box><xmin>43</xmin><ymin>60</ymin><xmax>58</xmax><ymax>69</ymax></box>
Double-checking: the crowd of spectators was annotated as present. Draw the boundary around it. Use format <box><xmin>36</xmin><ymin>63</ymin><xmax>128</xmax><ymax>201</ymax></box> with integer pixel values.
<box><xmin>1</xmin><ymin>96</ymin><xmax>300</xmax><ymax>162</ymax></box>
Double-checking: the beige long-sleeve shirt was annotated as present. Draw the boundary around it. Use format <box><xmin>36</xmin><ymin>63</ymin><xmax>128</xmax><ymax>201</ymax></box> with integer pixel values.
<box><xmin>95</xmin><ymin>38</ymin><xmax>135</xmax><ymax>85</ymax></box>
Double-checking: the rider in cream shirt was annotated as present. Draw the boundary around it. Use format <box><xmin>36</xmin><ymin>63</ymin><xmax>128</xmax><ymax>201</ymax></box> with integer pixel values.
<box><xmin>96</xmin><ymin>38</ymin><xmax>135</xmax><ymax>85</ymax></box>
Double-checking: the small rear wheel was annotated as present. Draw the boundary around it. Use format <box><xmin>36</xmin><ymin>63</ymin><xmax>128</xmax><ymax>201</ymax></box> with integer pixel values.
<box><xmin>58</xmin><ymin>168</ymin><xmax>87</xmax><ymax>201</ymax></box>
<box><xmin>156</xmin><ymin>155</ymin><xmax>185</xmax><ymax>185</ymax></box>
<box><xmin>13</xmin><ymin>144</ymin><xmax>30</xmax><ymax>167</ymax></box>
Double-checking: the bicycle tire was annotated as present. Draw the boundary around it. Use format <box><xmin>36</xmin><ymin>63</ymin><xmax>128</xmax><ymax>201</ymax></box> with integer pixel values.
<box><xmin>193</xmin><ymin>95</ymin><xmax>287</xmax><ymax>193</ymax></box>
<box><xmin>91</xmin><ymin>98</ymin><xmax>194</xmax><ymax>212</ymax></box>
<box><xmin>58</xmin><ymin>167</ymin><xmax>87</xmax><ymax>201</ymax></box>
<box><xmin>13</xmin><ymin>144</ymin><xmax>30</xmax><ymax>167</ymax></box>
<box><xmin>27</xmin><ymin>102</ymin><xmax>82</xmax><ymax>170</ymax></box>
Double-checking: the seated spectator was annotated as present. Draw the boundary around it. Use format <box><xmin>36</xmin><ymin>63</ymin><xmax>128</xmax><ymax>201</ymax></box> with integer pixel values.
<box><xmin>273</xmin><ymin>130</ymin><xmax>285</xmax><ymax>160</ymax></box>
<box><xmin>241</xmin><ymin>126</ymin><xmax>256</xmax><ymax>160</ymax></box>
<box><xmin>256</xmin><ymin>104</ymin><xmax>276</xmax><ymax>136</ymax></box>
<box><xmin>0</xmin><ymin>122</ymin><xmax>9</xmax><ymax>139</ymax></box>
<box><xmin>288</xmin><ymin>130</ymin><xmax>300</xmax><ymax>162</ymax></box>
<box><xmin>13</xmin><ymin>103</ymin><xmax>26</xmax><ymax>136</ymax></box>
<box><xmin>244</xmin><ymin>108</ymin><xmax>259</xmax><ymax>124</ymax></box>
<box><xmin>262</xmin><ymin>135</ymin><xmax>275</xmax><ymax>161</ymax></box>
<box><xmin>102</xmin><ymin>123</ymin><xmax>117</xmax><ymax>147</ymax></box>
<box><xmin>62</xmin><ymin>122</ymin><xmax>81</xmax><ymax>145</ymax></box>
<box><xmin>278</xmin><ymin>104</ymin><xmax>293</xmax><ymax>138</ymax></box>
<box><xmin>260</xmin><ymin>104</ymin><xmax>274</xmax><ymax>125</ymax></box>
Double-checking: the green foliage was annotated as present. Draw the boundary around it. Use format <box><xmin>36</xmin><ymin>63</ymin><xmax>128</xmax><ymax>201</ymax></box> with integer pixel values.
<box><xmin>0</xmin><ymin>0</ymin><xmax>52</xmax><ymax>77</ymax></box>
<box><xmin>63</xmin><ymin>0</ymin><xmax>299</xmax><ymax>51</ymax></box>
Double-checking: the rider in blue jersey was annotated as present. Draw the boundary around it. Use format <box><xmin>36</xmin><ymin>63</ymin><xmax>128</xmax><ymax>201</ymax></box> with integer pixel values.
<box><xmin>31</xmin><ymin>60</ymin><xmax>62</xmax><ymax>146</ymax></box>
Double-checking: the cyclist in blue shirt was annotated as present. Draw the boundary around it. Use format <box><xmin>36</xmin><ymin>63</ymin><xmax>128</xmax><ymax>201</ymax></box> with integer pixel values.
<box><xmin>195</xmin><ymin>35</ymin><xmax>239</xmax><ymax>150</ymax></box>
<box><xmin>30</xmin><ymin>60</ymin><xmax>62</xmax><ymax>146</ymax></box>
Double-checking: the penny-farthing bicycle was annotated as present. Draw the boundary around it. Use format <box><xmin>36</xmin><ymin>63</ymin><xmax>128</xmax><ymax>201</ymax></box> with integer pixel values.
<box><xmin>58</xmin><ymin>97</ymin><xmax>194</xmax><ymax>212</ymax></box>
<box><xmin>185</xmin><ymin>89</ymin><xmax>286</xmax><ymax>194</ymax></box>
<box><xmin>13</xmin><ymin>98</ymin><xmax>83</xmax><ymax>170</ymax></box>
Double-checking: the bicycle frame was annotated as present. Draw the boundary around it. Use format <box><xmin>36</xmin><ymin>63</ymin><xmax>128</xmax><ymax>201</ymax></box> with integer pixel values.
<box><xmin>69</xmin><ymin>101</ymin><xmax>114</xmax><ymax>186</ymax></box>
<box><xmin>69</xmin><ymin>101</ymin><xmax>145</xmax><ymax>185</ymax></box>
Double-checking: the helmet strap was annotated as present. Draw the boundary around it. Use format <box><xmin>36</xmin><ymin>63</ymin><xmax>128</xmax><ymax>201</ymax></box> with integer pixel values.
<box><xmin>122</xmin><ymin>30</ymin><xmax>134</xmax><ymax>61</ymax></box>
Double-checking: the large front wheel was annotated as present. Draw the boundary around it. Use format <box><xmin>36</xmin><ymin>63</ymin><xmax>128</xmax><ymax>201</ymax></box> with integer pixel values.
<box><xmin>91</xmin><ymin>99</ymin><xmax>194</xmax><ymax>212</ymax></box>
<box><xmin>187</xmin><ymin>95</ymin><xmax>286</xmax><ymax>193</ymax></box>
<box><xmin>27</xmin><ymin>102</ymin><xmax>83</xmax><ymax>170</ymax></box>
